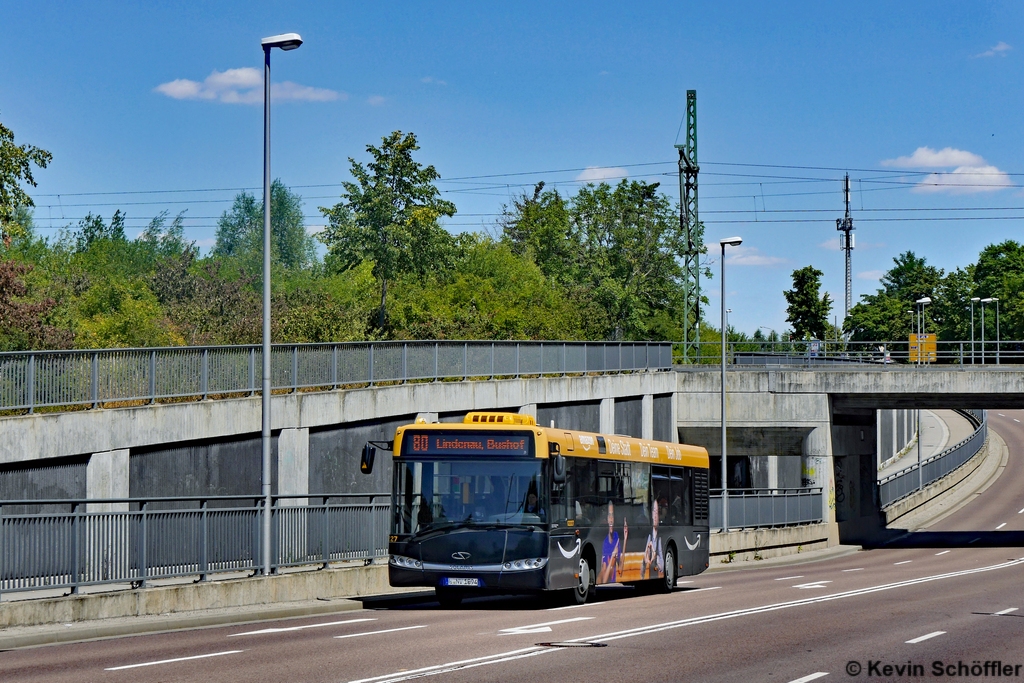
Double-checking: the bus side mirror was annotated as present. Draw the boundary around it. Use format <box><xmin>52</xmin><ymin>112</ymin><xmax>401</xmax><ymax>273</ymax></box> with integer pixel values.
<box><xmin>360</xmin><ymin>444</ymin><xmax>376</xmax><ymax>474</ymax></box>
<box><xmin>552</xmin><ymin>454</ymin><xmax>566</xmax><ymax>484</ymax></box>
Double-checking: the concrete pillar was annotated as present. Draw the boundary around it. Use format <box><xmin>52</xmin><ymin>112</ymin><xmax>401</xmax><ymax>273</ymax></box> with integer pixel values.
<box><xmin>278</xmin><ymin>427</ymin><xmax>309</xmax><ymax>500</ymax></box>
<box><xmin>641</xmin><ymin>394</ymin><xmax>654</xmax><ymax>440</ymax></box>
<box><xmin>670</xmin><ymin>392</ymin><xmax>679</xmax><ymax>443</ymax></box>
<box><xmin>599</xmin><ymin>398</ymin><xmax>615</xmax><ymax>435</ymax></box>
<box><xmin>876</xmin><ymin>410</ymin><xmax>883</xmax><ymax>467</ymax></box>
<box><xmin>891</xmin><ymin>410</ymin><xmax>897</xmax><ymax>460</ymax></box>
<box><xmin>803</xmin><ymin>424</ymin><xmax>837</xmax><ymax>537</ymax></box>
<box><xmin>767</xmin><ymin>455</ymin><xmax>779</xmax><ymax>490</ymax></box>
<box><xmin>86</xmin><ymin>449</ymin><xmax>130</xmax><ymax>512</ymax></box>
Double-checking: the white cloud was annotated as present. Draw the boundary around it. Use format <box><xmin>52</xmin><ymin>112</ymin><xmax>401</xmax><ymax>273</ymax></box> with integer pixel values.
<box><xmin>725</xmin><ymin>246</ymin><xmax>786</xmax><ymax>267</ymax></box>
<box><xmin>155</xmin><ymin>67</ymin><xmax>342</xmax><ymax>104</ymax></box>
<box><xmin>974</xmin><ymin>41</ymin><xmax>1012</xmax><ymax>58</ymax></box>
<box><xmin>881</xmin><ymin>147</ymin><xmax>985</xmax><ymax>168</ymax></box>
<box><xmin>915</xmin><ymin>165</ymin><xmax>1013</xmax><ymax>194</ymax></box>
<box><xmin>421</xmin><ymin>76</ymin><xmax>447</xmax><ymax>86</ymax></box>
<box><xmin>881</xmin><ymin>147</ymin><xmax>1013</xmax><ymax>194</ymax></box>
<box><xmin>857</xmin><ymin>270</ymin><xmax>885</xmax><ymax>281</ymax></box>
<box><xmin>575</xmin><ymin>166</ymin><xmax>628</xmax><ymax>183</ymax></box>
<box><xmin>818</xmin><ymin>237</ymin><xmax>840</xmax><ymax>251</ymax></box>
<box><xmin>367</xmin><ymin>95</ymin><xmax>387</xmax><ymax>106</ymax></box>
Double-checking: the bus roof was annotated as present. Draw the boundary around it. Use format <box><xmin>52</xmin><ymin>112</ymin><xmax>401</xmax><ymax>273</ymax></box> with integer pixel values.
<box><xmin>393</xmin><ymin>412</ymin><xmax>709</xmax><ymax>469</ymax></box>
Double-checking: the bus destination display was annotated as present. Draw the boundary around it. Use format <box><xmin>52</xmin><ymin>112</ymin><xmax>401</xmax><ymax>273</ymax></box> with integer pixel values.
<box><xmin>402</xmin><ymin>431</ymin><xmax>533</xmax><ymax>457</ymax></box>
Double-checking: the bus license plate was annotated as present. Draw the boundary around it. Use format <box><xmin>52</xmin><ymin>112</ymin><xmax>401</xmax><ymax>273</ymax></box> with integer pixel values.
<box><xmin>443</xmin><ymin>577</ymin><xmax>479</xmax><ymax>587</ymax></box>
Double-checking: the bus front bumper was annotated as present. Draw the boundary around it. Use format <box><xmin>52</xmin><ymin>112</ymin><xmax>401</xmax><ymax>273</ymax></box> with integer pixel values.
<box><xmin>389</xmin><ymin>562</ymin><xmax>548</xmax><ymax>592</ymax></box>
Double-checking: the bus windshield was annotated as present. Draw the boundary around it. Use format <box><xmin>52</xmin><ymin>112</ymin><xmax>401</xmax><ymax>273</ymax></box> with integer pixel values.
<box><xmin>393</xmin><ymin>459</ymin><xmax>545</xmax><ymax>536</ymax></box>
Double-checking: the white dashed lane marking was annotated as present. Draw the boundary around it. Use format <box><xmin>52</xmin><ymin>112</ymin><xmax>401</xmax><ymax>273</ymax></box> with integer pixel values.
<box><xmin>997</xmin><ymin>523</ymin><xmax>1007</xmax><ymax>530</ymax></box>
<box><xmin>842</xmin><ymin>568</ymin><xmax>864</xmax><ymax>572</ymax></box>
<box><xmin>906</xmin><ymin>631</ymin><xmax>945</xmax><ymax>644</ymax></box>
<box><xmin>894</xmin><ymin>560</ymin><xmax>913</xmax><ymax>565</ymax></box>
<box><xmin>106</xmin><ymin>650</ymin><xmax>244</xmax><ymax>671</ymax></box>
<box><xmin>230</xmin><ymin>618</ymin><xmax>375</xmax><ymax>636</ymax></box>
<box><xmin>995</xmin><ymin>608</ymin><xmax>1019</xmax><ymax>615</ymax></box>
<box><xmin>793</xmin><ymin>581</ymin><xmax>832</xmax><ymax>590</ymax></box>
<box><xmin>775</xmin><ymin>575</ymin><xmax>804</xmax><ymax>581</ymax></box>
<box><xmin>334</xmin><ymin>625</ymin><xmax>427</xmax><ymax>639</ymax></box>
<box><xmin>788</xmin><ymin>673</ymin><xmax>828</xmax><ymax>683</ymax></box>
<box><xmin>935</xmin><ymin>551</ymin><xmax>951</xmax><ymax>556</ymax></box>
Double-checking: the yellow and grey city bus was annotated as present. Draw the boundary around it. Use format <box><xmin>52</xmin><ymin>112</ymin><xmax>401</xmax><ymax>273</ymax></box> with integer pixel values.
<box><xmin>360</xmin><ymin>411</ymin><xmax>709</xmax><ymax>607</ymax></box>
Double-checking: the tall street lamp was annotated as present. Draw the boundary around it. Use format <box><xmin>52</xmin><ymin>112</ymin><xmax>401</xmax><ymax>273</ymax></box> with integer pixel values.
<box><xmin>980</xmin><ymin>297</ymin><xmax>990</xmax><ymax>364</ymax></box>
<box><xmin>261</xmin><ymin>31</ymin><xmax>303</xmax><ymax>577</ymax></box>
<box><xmin>914</xmin><ymin>296</ymin><xmax>930</xmax><ymax>491</ymax></box>
<box><xmin>970</xmin><ymin>297</ymin><xmax>980</xmax><ymax>364</ymax></box>
<box><xmin>719</xmin><ymin>236</ymin><xmax>742</xmax><ymax>532</ymax></box>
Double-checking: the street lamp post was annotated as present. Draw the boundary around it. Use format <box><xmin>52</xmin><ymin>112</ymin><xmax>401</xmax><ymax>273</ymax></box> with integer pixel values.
<box><xmin>980</xmin><ymin>298</ymin><xmax>989</xmax><ymax>365</ymax></box>
<box><xmin>970</xmin><ymin>297</ymin><xmax>980</xmax><ymax>364</ymax></box>
<box><xmin>261</xmin><ymin>31</ymin><xmax>303</xmax><ymax>577</ymax></box>
<box><xmin>719</xmin><ymin>237</ymin><xmax>742</xmax><ymax>532</ymax></box>
<box><xmin>914</xmin><ymin>297</ymin><xmax>930</xmax><ymax>491</ymax></box>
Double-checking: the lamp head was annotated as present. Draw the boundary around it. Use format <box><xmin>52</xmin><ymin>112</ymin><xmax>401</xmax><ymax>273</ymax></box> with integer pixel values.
<box><xmin>981</xmin><ymin>297</ymin><xmax>995</xmax><ymax>303</ymax></box>
<box><xmin>262</xmin><ymin>33</ymin><xmax>303</xmax><ymax>50</ymax></box>
<box><xmin>971</xmin><ymin>297</ymin><xmax>981</xmax><ymax>302</ymax></box>
<box><xmin>720</xmin><ymin>236</ymin><xmax>743</xmax><ymax>247</ymax></box>
<box><xmin>915</xmin><ymin>297</ymin><xmax>932</xmax><ymax>305</ymax></box>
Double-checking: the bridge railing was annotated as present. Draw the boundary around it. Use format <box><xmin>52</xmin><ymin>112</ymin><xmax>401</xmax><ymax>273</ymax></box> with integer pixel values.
<box><xmin>0</xmin><ymin>341</ymin><xmax>672</xmax><ymax>413</ymax></box>
<box><xmin>710</xmin><ymin>487</ymin><xmax>824</xmax><ymax>531</ymax></box>
<box><xmin>0</xmin><ymin>494</ymin><xmax>389</xmax><ymax>597</ymax></box>
<box><xmin>879</xmin><ymin>410</ymin><xmax>988</xmax><ymax>508</ymax></box>
<box><xmin>674</xmin><ymin>340</ymin><xmax>1024</xmax><ymax>366</ymax></box>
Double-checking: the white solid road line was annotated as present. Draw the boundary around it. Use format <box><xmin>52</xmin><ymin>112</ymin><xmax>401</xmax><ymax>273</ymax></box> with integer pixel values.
<box><xmin>685</xmin><ymin>586</ymin><xmax>722</xmax><ymax>593</ymax></box>
<box><xmin>842</xmin><ymin>568</ymin><xmax>864</xmax><ymax>572</ymax></box>
<box><xmin>775</xmin><ymin>575</ymin><xmax>804</xmax><ymax>580</ymax></box>
<box><xmin>995</xmin><ymin>608</ymin><xmax>1019</xmax><ymax>615</ymax></box>
<box><xmin>230</xmin><ymin>618</ymin><xmax>375</xmax><ymax>636</ymax></box>
<box><xmin>334</xmin><ymin>625</ymin><xmax>426</xmax><ymax>640</ymax></box>
<box><xmin>105</xmin><ymin>650</ymin><xmax>244</xmax><ymax>671</ymax></box>
<box><xmin>906</xmin><ymin>631</ymin><xmax>946</xmax><ymax>644</ymax></box>
<box><xmin>935</xmin><ymin>551</ymin><xmax>951</xmax><ymax>556</ymax></box>
<box><xmin>789</xmin><ymin>673</ymin><xmax>829</xmax><ymax>683</ymax></box>
<box><xmin>894</xmin><ymin>560</ymin><xmax>913</xmax><ymax>565</ymax></box>
<box><xmin>348</xmin><ymin>558</ymin><xmax>1024</xmax><ymax>683</ymax></box>
<box><xmin>498</xmin><ymin>617</ymin><xmax>594</xmax><ymax>635</ymax></box>
<box><xmin>997</xmin><ymin>523</ymin><xmax>1008</xmax><ymax>530</ymax></box>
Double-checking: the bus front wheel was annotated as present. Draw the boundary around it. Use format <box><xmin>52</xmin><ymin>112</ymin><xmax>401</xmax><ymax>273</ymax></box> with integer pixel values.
<box><xmin>573</xmin><ymin>556</ymin><xmax>595</xmax><ymax>605</ymax></box>
<box><xmin>658</xmin><ymin>547</ymin><xmax>677</xmax><ymax>594</ymax></box>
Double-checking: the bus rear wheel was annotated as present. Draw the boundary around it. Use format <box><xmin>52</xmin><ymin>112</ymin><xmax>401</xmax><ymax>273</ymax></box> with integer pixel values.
<box><xmin>657</xmin><ymin>547</ymin><xmax>677</xmax><ymax>594</ymax></box>
<box><xmin>573</xmin><ymin>556</ymin><xmax>595</xmax><ymax>605</ymax></box>
<box><xmin>436</xmin><ymin>587</ymin><xmax>463</xmax><ymax>608</ymax></box>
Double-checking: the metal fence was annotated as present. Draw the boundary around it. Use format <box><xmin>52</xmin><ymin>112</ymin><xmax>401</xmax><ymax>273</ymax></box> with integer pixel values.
<box><xmin>878</xmin><ymin>410</ymin><xmax>987</xmax><ymax>508</ymax></box>
<box><xmin>709</xmin><ymin>488</ymin><xmax>824</xmax><ymax>531</ymax></box>
<box><xmin>0</xmin><ymin>494</ymin><xmax>388</xmax><ymax>596</ymax></box>
<box><xmin>675</xmin><ymin>340</ymin><xmax>1024</xmax><ymax>366</ymax></box>
<box><xmin>0</xmin><ymin>341</ymin><xmax>672</xmax><ymax>413</ymax></box>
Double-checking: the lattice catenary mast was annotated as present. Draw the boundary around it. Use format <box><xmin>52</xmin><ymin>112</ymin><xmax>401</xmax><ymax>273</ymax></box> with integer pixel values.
<box><xmin>676</xmin><ymin>90</ymin><xmax>700</xmax><ymax>362</ymax></box>
<box><xmin>836</xmin><ymin>174</ymin><xmax>854</xmax><ymax>326</ymax></box>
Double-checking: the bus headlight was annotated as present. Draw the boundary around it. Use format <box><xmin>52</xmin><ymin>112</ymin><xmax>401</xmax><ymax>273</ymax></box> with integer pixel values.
<box><xmin>390</xmin><ymin>555</ymin><xmax>422</xmax><ymax>569</ymax></box>
<box><xmin>503</xmin><ymin>558</ymin><xmax>547</xmax><ymax>571</ymax></box>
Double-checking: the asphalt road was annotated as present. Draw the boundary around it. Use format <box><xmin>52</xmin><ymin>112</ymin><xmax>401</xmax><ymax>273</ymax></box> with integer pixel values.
<box><xmin>3</xmin><ymin>411</ymin><xmax>1023</xmax><ymax>683</ymax></box>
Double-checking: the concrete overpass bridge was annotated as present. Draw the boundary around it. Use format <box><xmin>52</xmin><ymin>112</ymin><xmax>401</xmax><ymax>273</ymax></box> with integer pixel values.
<box><xmin>0</xmin><ymin>342</ymin><xmax>1016</xmax><ymax>610</ymax></box>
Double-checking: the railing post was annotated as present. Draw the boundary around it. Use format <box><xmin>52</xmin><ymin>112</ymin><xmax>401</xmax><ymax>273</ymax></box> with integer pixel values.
<box><xmin>27</xmin><ymin>353</ymin><xmax>35</xmax><ymax>414</ymax></box>
<box><xmin>201</xmin><ymin>348</ymin><xmax>209</xmax><ymax>400</ymax></box>
<box><xmin>402</xmin><ymin>343</ymin><xmax>408</xmax><ymax>383</ymax></box>
<box><xmin>463</xmin><ymin>343</ymin><xmax>468</xmax><ymax>381</ymax></box>
<box><xmin>368</xmin><ymin>344</ymin><xmax>374</xmax><ymax>386</ymax></box>
<box><xmin>490</xmin><ymin>342</ymin><xmax>495</xmax><ymax>379</ymax></box>
<box><xmin>149</xmin><ymin>350</ymin><xmax>157</xmax><ymax>404</ymax></box>
<box><xmin>290</xmin><ymin>345</ymin><xmax>298</xmax><ymax>393</ymax></box>
<box><xmin>200</xmin><ymin>499</ymin><xmax>208</xmax><ymax>581</ymax></box>
<box><xmin>321</xmin><ymin>496</ymin><xmax>329</xmax><ymax>569</ymax></box>
<box><xmin>91</xmin><ymin>352</ymin><xmax>99</xmax><ymax>409</ymax></box>
<box><xmin>515</xmin><ymin>342</ymin><xmax>520</xmax><ymax>378</ymax></box>
<box><xmin>562</xmin><ymin>342</ymin><xmax>567</xmax><ymax>376</ymax></box>
<box><xmin>139</xmin><ymin>501</ymin><xmax>148</xmax><ymax>588</ymax></box>
<box><xmin>249</xmin><ymin>347</ymin><xmax>256</xmax><ymax>396</ymax></box>
<box><xmin>433</xmin><ymin>342</ymin><xmax>439</xmax><ymax>381</ymax></box>
<box><xmin>71</xmin><ymin>502</ymin><xmax>81</xmax><ymax>594</ymax></box>
<box><xmin>331</xmin><ymin>344</ymin><xmax>339</xmax><ymax>390</ymax></box>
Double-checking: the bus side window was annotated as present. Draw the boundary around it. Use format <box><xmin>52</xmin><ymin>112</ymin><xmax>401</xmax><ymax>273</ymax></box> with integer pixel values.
<box><xmin>550</xmin><ymin>460</ymin><xmax>570</xmax><ymax>523</ymax></box>
<box><xmin>573</xmin><ymin>459</ymin><xmax>598</xmax><ymax>525</ymax></box>
<box><xmin>652</xmin><ymin>466</ymin><xmax>671</xmax><ymax>527</ymax></box>
<box><xmin>668</xmin><ymin>467</ymin><xmax>691</xmax><ymax>526</ymax></box>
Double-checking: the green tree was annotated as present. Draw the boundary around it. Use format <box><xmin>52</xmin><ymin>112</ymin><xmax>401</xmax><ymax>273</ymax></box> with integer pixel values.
<box><xmin>846</xmin><ymin>252</ymin><xmax>943</xmax><ymax>341</ymax></box>
<box><xmin>0</xmin><ymin>117</ymin><xmax>52</xmax><ymax>247</ymax></box>
<box><xmin>214</xmin><ymin>180</ymin><xmax>317</xmax><ymax>271</ymax></box>
<box><xmin>783</xmin><ymin>265</ymin><xmax>832</xmax><ymax>339</ymax></box>
<box><xmin>974</xmin><ymin>240</ymin><xmax>1024</xmax><ymax>341</ymax></box>
<box><xmin>318</xmin><ymin>131</ymin><xmax>457</xmax><ymax>332</ymax></box>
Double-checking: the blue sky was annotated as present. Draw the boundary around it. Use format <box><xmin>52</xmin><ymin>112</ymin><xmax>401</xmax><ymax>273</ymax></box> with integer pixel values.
<box><xmin>2</xmin><ymin>1</ymin><xmax>1022</xmax><ymax>336</ymax></box>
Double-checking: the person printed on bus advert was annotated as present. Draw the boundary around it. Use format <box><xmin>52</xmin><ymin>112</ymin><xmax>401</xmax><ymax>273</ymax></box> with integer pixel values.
<box><xmin>598</xmin><ymin>502</ymin><xmax>628</xmax><ymax>583</ymax></box>
<box><xmin>642</xmin><ymin>501</ymin><xmax>664</xmax><ymax>579</ymax></box>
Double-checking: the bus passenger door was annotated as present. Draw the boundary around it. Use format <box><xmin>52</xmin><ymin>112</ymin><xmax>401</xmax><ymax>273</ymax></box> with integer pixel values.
<box><xmin>547</xmin><ymin>466</ymin><xmax>577</xmax><ymax>590</ymax></box>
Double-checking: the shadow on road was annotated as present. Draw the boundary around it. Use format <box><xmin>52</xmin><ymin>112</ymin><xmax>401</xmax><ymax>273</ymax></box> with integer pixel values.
<box><xmin>865</xmin><ymin>529</ymin><xmax>1024</xmax><ymax>550</ymax></box>
<box><xmin>359</xmin><ymin>583</ymin><xmax>697</xmax><ymax>611</ymax></box>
